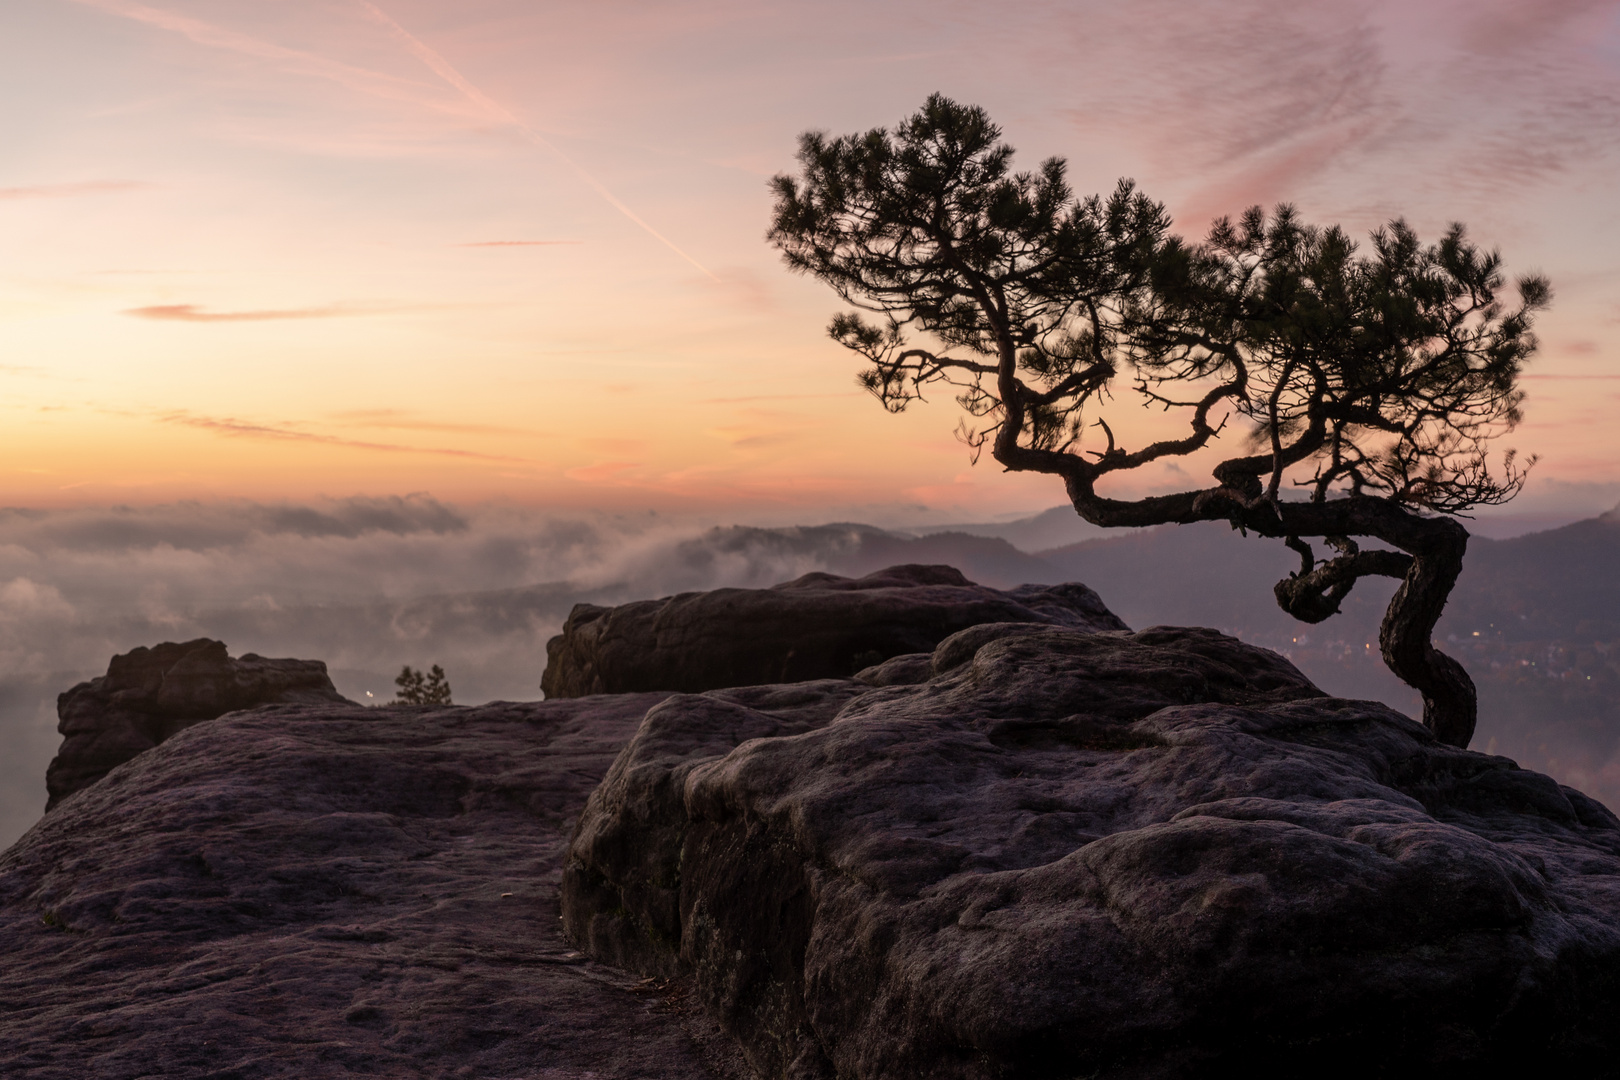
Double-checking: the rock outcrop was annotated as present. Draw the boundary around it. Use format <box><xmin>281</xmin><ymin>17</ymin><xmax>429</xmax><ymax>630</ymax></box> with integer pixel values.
<box><xmin>14</xmin><ymin>573</ymin><xmax>1620</xmax><ymax>1077</ymax></box>
<box><xmin>46</xmin><ymin>639</ymin><xmax>350</xmax><ymax>810</ymax></box>
<box><xmin>1</xmin><ymin>696</ymin><xmax>750</xmax><ymax>1078</ymax></box>
<box><xmin>541</xmin><ymin>563</ymin><xmax>1126</xmax><ymax>698</ymax></box>
<box><xmin>562</xmin><ymin>623</ymin><xmax>1620</xmax><ymax>1077</ymax></box>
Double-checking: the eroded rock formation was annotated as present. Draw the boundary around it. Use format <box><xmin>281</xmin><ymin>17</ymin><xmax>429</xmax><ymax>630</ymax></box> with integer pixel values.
<box><xmin>46</xmin><ymin>639</ymin><xmax>350</xmax><ymax>810</ymax></box>
<box><xmin>562</xmin><ymin>623</ymin><xmax>1620</xmax><ymax>1077</ymax></box>
<box><xmin>541</xmin><ymin>563</ymin><xmax>1126</xmax><ymax>698</ymax></box>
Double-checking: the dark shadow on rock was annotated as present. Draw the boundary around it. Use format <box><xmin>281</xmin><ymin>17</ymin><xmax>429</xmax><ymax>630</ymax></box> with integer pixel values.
<box><xmin>563</xmin><ymin>623</ymin><xmax>1620</xmax><ymax>1078</ymax></box>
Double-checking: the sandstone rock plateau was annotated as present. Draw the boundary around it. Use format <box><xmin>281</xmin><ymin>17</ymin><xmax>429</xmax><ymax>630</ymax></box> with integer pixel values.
<box><xmin>563</xmin><ymin>623</ymin><xmax>1620</xmax><ymax>1078</ymax></box>
<box><xmin>541</xmin><ymin>563</ymin><xmax>1126</xmax><ymax>698</ymax></box>
<box><xmin>47</xmin><ymin>638</ymin><xmax>350</xmax><ymax>810</ymax></box>
<box><xmin>1</xmin><ymin>696</ymin><xmax>751</xmax><ymax>1078</ymax></box>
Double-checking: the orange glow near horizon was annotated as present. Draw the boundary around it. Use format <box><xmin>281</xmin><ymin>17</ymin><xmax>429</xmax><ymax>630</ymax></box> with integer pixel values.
<box><xmin>3</xmin><ymin>0</ymin><xmax>1617</xmax><ymax>520</ymax></box>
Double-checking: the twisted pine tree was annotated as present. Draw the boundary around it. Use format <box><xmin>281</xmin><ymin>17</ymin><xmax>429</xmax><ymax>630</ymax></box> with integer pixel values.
<box><xmin>768</xmin><ymin>94</ymin><xmax>1548</xmax><ymax>748</ymax></box>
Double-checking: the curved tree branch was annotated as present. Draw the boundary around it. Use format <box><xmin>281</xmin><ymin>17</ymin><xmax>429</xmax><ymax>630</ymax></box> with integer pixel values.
<box><xmin>1273</xmin><ymin>546</ymin><xmax>1412</xmax><ymax>623</ymax></box>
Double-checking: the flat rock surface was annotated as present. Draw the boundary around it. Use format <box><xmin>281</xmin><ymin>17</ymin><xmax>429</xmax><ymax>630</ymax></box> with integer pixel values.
<box><xmin>563</xmin><ymin>625</ymin><xmax>1620</xmax><ymax>1078</ymax></box>
<box><xmin>1</xmin><ymin>695</ymin><xmax>751</xmax><ymax>1079</ymax></box>
<box><xmin>541</xmin><ymin>563</ymin><xmax>1127</xmax><ymax>698</ymax></box>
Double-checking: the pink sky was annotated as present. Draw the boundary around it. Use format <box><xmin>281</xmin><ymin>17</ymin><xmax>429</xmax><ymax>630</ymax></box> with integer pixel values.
<box><xmin>2</xmin><ymin>0</ymin><xmax>1617</xmax><ymax>522</ymax></box>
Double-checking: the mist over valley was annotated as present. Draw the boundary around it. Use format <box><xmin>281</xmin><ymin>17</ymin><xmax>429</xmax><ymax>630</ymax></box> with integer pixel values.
<box><xmin>2</xmin><ymin>495</ymin><xmax>1617</xmax><ymax>849</ymax></box>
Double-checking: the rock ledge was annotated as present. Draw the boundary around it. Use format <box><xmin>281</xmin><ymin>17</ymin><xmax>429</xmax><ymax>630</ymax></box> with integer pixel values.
<box><xmin>563</xmin><ymin>622</ymin><xmax>1620</xmax><ymax>1077</ymax></box>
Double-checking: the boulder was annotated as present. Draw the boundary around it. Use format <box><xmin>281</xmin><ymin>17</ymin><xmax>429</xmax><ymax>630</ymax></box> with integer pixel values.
<box><xmin>541</xmin><ymin>563</ymin><xmax>1126</xmax><ymax>698</ymax></box>
<box><xmin>0</xmin><ymin>696</ymin><xmax>750</xmax><ymax>1078</ymax></box>
<box><xmin>562</xmin><ymin>624</ymin><xmax>1620</xmax><ymax>1077</ymax></box>
<box><xmin>46</xmin><ymin>639</ymin><xmax>351</xmax><ymax>810</ymax></box>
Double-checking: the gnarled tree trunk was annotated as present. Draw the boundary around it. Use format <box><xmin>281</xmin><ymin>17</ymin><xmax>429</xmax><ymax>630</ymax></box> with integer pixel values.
<box><xmin>1268</xmin><ymin>518</ymin><xmax>1474</xmax><ymax>746</ymax></box>
<box><xmin>1375</xmin><ymin>522</ymin><xmax>1475</xmax><ymax>747</ymax></box>
<box><xmin>1064</xmin><ymin>477</ymin><xmax>1478</xmax><ymax>748</ymax></box>
<box><xmin>1265</xmin><ymin>510</ymin><xmax>1475</xmax><ymax>747</ymax></box>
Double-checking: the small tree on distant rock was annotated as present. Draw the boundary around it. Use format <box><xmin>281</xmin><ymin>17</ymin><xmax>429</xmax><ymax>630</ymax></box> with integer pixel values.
<box><xmin>768</xmin><ymin>94</ymin><xmax>1548</xmax><ymax>749</ymax></box>
<box><xmin>395</xmin><ymin>664</ymin><xmax>452</xmax><ymax>705</ymax></box>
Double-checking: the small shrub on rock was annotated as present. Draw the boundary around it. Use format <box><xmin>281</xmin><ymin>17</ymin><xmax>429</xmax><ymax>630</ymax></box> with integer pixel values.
<box><xmin>394</xmin><ymin>664</ymin><xmax>452</xmax><ymax>705</ymax></box>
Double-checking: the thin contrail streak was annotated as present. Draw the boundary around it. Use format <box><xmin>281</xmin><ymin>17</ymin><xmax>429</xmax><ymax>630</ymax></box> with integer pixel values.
<box><xmin>355</xmin><ymin>1</ymin><xmax>720</xmax><ymax>282</ymax></box>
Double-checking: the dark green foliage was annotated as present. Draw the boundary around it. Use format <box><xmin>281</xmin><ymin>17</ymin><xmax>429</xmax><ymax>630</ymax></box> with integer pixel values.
<box><xmin>395</xmin><ymin>664</ymin><xmax>452</xmax><ymax>706</ymax></box>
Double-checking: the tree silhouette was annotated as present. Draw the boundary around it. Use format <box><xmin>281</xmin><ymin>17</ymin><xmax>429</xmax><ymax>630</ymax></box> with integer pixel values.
<box><xmin>394</xmin><ymin>664</ymin><xmax>452</xmax><ymax>706</ymax></box>
<box><xmin>769</xmin><ymin>94</ymin><xmax>1547</xmax><ymax>748</ymax></box>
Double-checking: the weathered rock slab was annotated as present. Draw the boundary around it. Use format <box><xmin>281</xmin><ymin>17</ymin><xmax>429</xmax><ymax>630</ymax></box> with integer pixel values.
<box><xmin>1</xmin><ymin>696</ymin><xmax>750</xmax><ymax>1079</ymax></box>
<box><xmin>541</xmin><ymin>563</ymin><xmax>1127</xmax><ymax>698</ymax></box>
<box><xmin>46</xmin><ymin>638</ymin><xmax>351</xmax><ymax>810</ymax></box>
<box><xmin>562</xmin><ymin>624</ymin><xmax>1620</xmax><ymax>1078</ymax></box>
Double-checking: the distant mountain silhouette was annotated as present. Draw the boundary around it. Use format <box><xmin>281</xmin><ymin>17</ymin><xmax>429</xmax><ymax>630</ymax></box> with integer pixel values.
<box><xmin>909</xmin><ymin>505</ymin><xmax>1114</xmax><ymax>552</ymax></box>
<box><xmin>1444</xmin><ymin>509</ymin><xmax>1620</xmax><ymax>643</ymax></box>
<box><xmin>660</xmin><ymin>523</ymin><xmax>1063</xmax><ymax>591</ymax></box>
<box><xmin>1038</xmin><ymin>520</ymin><xmax>1320</xmax><ymax>642</ymax></box>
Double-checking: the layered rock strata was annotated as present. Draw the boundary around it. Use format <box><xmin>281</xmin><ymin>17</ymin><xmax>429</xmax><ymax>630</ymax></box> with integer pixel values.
<box><xmin>1</xmin><ymin>696</ymin><xmax>750</xmax><ymax>1078</ymax></box>
<box><xmin>46</xmin><ymin>639</ymin><xmax>350</xmax><ymax>810</ymax></box>
<box><xmin>563</xmin><ymin>624</ymin><xmax>1620</xmax><ymax>1078</ymax></box>
<box><xmin>541</xmin><ymin>563</ymin><xmax>1126</xmax><ymax>698</ymax></box>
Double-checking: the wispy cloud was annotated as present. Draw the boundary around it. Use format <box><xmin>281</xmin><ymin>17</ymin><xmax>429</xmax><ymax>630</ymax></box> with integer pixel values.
<box><xmin>1064</xmin><ymin>0</ymin><xmax>1395</xmax><ymax>221</ymax></box>
<box><xmin>70</xmin><ymin>0</ymin><xmax>719</xmax><ymax>279</ymax></box>
<box><xmin>1459</xmin><ymin>0</ymin><xmax>1617</xmax><ymax>54</ymax></box>
<box><xmin>564</xmin><ymin>461</ymin><xmax>641</xmax><ymax>483</ymax></box>
<box><xmin>708</xmin><ymin>427</ymin><xmax>799</xmax><ymax>450</ymax></box>
<box><xmin>700</xmin><ymin>393</ymin><xmax>861</xmax><ymax>404</ymax></box>
<box><xmin>0</xmin><ymin>180</ymin><xmax>151</xmax><ymax>200</ymax></box>
<box><xmin>457</xmin><ymin>240</ymin><xmax>582</xmax><ymax>248</ymax></box>
<box><xmin>125</xmin><ymin>303</ymin><xmax>379</xmax><ymax>322</ymax></box>
<box><xmin>159</xmin><ymin>411</ymin><xmax>528</xmax><ymax>462</ymax></box>
<box><xmin>354</xmin><ymin>0</ymin><xmax>721</xmax><ymax>281</ymax></box>
<box><xmin>324</xmin><ymin>409</ymin><xmax>533</xmax><ymax>436</ymax></box>
<box><xmin>66</xmin><ymin>0</ymin><xmax>462</xmax><ymax>116</ymax></box>
<box><xmin>1053</xmin><ymin>0</ymin><xmax>1620</xmax><ymax>223</ymax></box>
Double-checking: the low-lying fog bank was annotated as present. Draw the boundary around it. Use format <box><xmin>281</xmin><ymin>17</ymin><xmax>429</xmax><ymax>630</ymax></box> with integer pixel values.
<box><xmin>0</xmin><ymin>497</ymin><xmax>1089</xmax><ymax>845</ymax></box>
